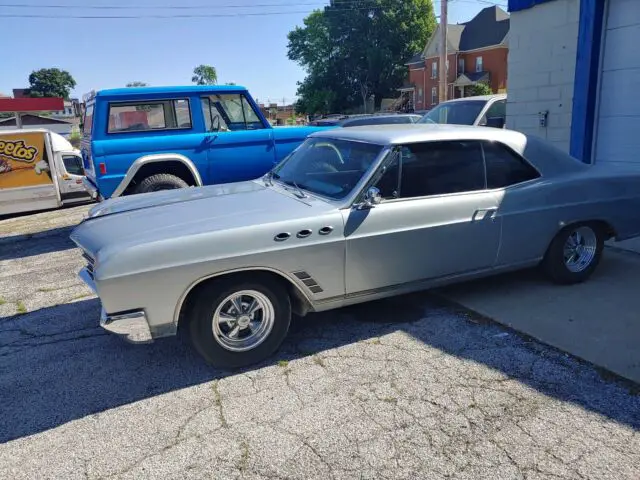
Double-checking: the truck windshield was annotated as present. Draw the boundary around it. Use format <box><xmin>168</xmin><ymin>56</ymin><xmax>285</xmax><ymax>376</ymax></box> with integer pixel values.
<box><xmin>269</xmin><ymin>137</ymin><xmax>383</xmax><ymax>200</ymax></box>
<box><xmin>418</xmin><ymin>100</ymin><xmax>486</xmax><ymax>125</ymax></box>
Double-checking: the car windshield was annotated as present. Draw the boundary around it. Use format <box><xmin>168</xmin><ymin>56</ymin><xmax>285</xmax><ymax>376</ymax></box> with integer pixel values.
<box><xmin>418</xmin><ymin>100</ymin><xmax>487</xmax><ymax>125</ymax></box>
<box><xmin>269</xmin><ymin>137</ymin><xmax>383</xmax><ymax>200</ymax></box>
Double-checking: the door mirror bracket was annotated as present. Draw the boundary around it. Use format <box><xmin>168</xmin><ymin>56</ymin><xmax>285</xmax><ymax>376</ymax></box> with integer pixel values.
<box><xmin>355</xmin><ymin>186</ymin><xmax>382</xmax><ymax>210</ymax></box>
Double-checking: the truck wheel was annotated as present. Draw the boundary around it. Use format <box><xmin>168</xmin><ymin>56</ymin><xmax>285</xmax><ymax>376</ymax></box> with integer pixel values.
<box><xmin>134</xmin><ymin>173</ymin><xmax>189</xmax><ymax>194</ymax></box>
<box><xmin>541</xmin><ymin>223</ymin><xmax>604</xmax><ymax>284</ymax></box>
<box><xmin>189</xmin><ymin>276</ymin><xmax>292</xmax><ymax>369</ymax></box>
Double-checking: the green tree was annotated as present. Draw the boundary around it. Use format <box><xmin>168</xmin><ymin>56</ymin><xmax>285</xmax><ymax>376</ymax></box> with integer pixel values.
<box><xmin>288</xmin><ymin>0</ymin><xmax>436</xmax><ymax>114</ymax></box>
<box><xmin>192</xmin><ymin>65</ymin><xmax>218</xmax><ymax>85</ymax></box>
<box><xmin>467</xmin><ymin>81</ymin><xmax>493</xmax><ymax>97</ymax></box>
<box><xmin>28</xmin><ymin>68</ymin><xmax>76</xmax><ymax>99</ymax></box>
<box><xmin>126</xmin><ymin>81</ymin><xmax>148</xmax><ymax>87</ymax></box>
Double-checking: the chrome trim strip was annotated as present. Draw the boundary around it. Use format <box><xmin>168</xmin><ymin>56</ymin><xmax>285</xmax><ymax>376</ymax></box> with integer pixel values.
<box><xmin>78</xmin><ymin>267</ymin><xmax>97</xmax><ymax>294</ymax></box>
<box><xmin>100</xmin><ymin>308</ymin><xmax>154</xmax><ymax>344</ymax></box>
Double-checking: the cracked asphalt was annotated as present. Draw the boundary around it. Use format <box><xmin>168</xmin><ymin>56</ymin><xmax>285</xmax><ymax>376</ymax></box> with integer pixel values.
<box><xmin>1</xmin><ymin>206</ymin><xmax>639</xmax><ymax>480</ymax></box>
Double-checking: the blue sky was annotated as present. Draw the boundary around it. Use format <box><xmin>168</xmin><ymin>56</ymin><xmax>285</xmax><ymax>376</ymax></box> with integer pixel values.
<box><xmin>0</xmin><ymin>0</ymin><xmax>505</xmax><ymax>104</ymax></box>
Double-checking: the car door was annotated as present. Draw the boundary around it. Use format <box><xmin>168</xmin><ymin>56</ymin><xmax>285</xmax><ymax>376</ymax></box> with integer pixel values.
<box><xmin>343</xmin><ymin>140</ymin><xmax>502</xmax><ymax>294</ymax></box>
<box><xmin>200</xmin><ymin>93</ymin><xmax>275</xmax><ymax>184</ymax></box>
<box><xmin>478</xmin><ymin>99</ymin><xmax>506</xmax><ymax>128</ymax></box>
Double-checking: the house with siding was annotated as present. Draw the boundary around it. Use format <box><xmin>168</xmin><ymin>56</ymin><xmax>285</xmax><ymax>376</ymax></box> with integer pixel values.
<box><xmin>402</xmin><ymin>6</ymin><xmax>510</xmax><ymax>111</ymax></box>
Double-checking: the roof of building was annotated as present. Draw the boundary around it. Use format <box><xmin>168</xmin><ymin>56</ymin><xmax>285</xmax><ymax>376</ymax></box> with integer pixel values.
<box><xmin>459</xmin><ymin>6</ymin><xmax>510</xmax><ymax>51</ymax></box>
<box><xmin>0</xmin><ymin>114</ymin><xmax>73</xmax><ymax>126</ymax></box>
<box><xmin>419</xmin><ymin>5</ymin><xmax>509</xmax><ymax>59</ymax></box>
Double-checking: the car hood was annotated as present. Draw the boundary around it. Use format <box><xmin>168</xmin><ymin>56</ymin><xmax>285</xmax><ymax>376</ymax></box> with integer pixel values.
<box><xmin>71</xmin><ymin>180</ymin><xmax>336</xmax><ymax>261</ymax></box>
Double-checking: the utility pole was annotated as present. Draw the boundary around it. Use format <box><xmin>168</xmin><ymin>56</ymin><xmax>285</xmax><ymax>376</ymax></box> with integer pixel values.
<box><xmin>439</xmin><ymin>0</ymin><xmax>448</xmax><ymax>103</ymax></box>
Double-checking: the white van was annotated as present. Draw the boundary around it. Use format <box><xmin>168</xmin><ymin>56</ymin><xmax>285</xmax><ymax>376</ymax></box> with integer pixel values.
<box><xmin>0</xmin><ymin>128</ymin><xmax>91</xmax><ymax>215</ymax></box>
<box><xmin>417</xmin><ymin>94</ymin><xmax>507</xmax><ymax>128</ymax></box>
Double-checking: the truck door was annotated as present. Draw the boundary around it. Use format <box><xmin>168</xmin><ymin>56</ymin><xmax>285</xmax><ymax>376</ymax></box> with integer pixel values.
<box><xmin>0</xmin><ymin>131</ymin><xmax>61</xmax><ymax>215</ymax></box>
<box><xmin>58</xmin><ymin>151</ymin><xmax>90</xmax><ymax>202</ymax></box>
<box><xmin>200</xmin><ymin>93</ymin><xmax>275</xmax><ymax>184</ymax></box>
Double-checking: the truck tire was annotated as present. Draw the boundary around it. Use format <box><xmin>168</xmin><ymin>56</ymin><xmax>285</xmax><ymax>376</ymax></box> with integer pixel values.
<box><xmin>133</xmin><ymin>173</ymin><xmax>189</xmax><ymax>194</ymax></box>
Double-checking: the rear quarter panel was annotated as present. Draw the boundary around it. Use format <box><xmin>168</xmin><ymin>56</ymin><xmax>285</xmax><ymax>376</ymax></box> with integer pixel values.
<box><xmin>495</xmin><ymin>170</ymin><xmax>640</xmax><ymax>265</ymax></box>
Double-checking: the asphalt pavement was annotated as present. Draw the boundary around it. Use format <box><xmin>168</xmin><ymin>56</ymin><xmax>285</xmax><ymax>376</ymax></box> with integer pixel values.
<box><xmin>0</xmin><ymin>206</ymin><xmax>638</xmax><ymax>479</ymax></box>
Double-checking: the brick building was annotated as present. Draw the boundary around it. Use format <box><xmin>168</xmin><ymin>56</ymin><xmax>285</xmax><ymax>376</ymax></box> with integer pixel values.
<box><xmin>402</xmin><ymin>6</ymin><xmax>510</xmax><ymax>111</ymax></box>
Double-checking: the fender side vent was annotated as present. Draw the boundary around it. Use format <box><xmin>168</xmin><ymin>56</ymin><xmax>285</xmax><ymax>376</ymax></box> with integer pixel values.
<box><xmin>292</xmin><ymin>271</ymin><xmax>324</xmax><ymax>293</ymax></box>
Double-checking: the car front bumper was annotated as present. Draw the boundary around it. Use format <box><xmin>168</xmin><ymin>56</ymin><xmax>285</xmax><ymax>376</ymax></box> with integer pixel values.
<box><xmin>78</xmin><ymin>267</ymin><xmax>154</xmax><ymax>344</ymax></box>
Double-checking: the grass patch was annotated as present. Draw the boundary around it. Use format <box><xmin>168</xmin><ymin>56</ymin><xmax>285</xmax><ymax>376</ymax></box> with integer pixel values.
<box><xmin>277</xmin><ymin>360</ymin><xmax>289</xmax><ymax>368</ymax></box>
<box><xmin>16</xmin><ymin>301</ymin><xmax>27</xmax><ymax>314</ymax></box>
<box><xmin>0</xmin><ymin>298</ymin><xmax>6</xmax><ymax>306</ymax></box>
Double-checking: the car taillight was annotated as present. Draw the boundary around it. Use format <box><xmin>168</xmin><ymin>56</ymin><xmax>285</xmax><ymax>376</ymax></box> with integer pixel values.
<box><xmin>99</xmin><ymin>162</ymin><xmax>107</xmax><ymax>175</ymax></box>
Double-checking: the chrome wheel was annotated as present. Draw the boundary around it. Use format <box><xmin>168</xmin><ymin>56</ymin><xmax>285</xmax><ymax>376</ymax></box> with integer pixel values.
<box><xmin>212</xmin><ymin>290</ymin><xmax>275</xmax><ymax>352</ymax></box>
<box><xmin>563</xmin><ymin>226</ymin><xmax>597</xmax><ymax>273</ymax></box>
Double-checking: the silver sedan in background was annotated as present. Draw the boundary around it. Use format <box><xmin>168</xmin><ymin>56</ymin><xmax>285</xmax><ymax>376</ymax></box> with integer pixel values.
<box><xmin>70</xmin><ymin>125</ymin><xmax>640</xmax><ymax>368</ymax></box>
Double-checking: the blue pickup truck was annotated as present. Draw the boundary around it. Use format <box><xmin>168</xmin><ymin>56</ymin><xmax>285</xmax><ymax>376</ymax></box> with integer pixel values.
<box><xmin>80</xmin><ymin>85</ymin><xmax>331</xmax><ymax>200</ymax></box>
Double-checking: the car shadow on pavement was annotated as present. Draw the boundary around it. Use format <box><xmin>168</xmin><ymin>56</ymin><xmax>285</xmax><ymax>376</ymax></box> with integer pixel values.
<box><xmin>0</xmin><ymin>293</ymin><xmax>638</xmax><ymax>443</ymax></box>
<box><xmin>0</xmin><ymin>226</ymin><xmax>78</xmax><ymax>261</ymax></box>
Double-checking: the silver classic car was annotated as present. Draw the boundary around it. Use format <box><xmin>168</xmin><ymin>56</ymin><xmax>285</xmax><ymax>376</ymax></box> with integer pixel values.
<box><xmin>70</xmin><ymin>125</ymin><xmax>640</xmax><ymax>368</ymax></box>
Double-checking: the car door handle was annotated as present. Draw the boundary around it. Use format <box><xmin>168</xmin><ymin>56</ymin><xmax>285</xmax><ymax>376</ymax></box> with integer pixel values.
<box><xmin>473</xmin><ymin>208</ymin><xmax>498</xmax><ymax>221</ymax></box>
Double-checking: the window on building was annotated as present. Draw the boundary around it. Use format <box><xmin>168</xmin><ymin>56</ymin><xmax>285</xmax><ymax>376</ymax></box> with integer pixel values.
<box><xmin>201</xmin><ymin>93</ymin><xmax>265</xmax><ymax>132</ymax></box>
<box><xmin>482</xmin><ymin>141</ymin><xmax>540</xmax><ymax>188</ymax></box>
<box><xmin>432</xmin><ymin>61</ymin><xmax>437</xmax><ymax>79</ymax></box>
<box><xmin>458</xmin><ymin>57</ymin><xmax>465</xmax><ymax>74</ymax></box>
<box><xmin>107</xmin><ymin>99</ymin><xmax>192</xmax><ymax>133</ymax></box>
<box><xmin>446</xmin><ymin>60</ymin><xmax>449</xmax><ymax>73</ymax></box>
<box><xmin>418</xmin><ymin>88</ymin><xmax>423</xmax><ymax>100</ymax></box>
<box><xmin>431</xmin><ymin>87</ymin><xmax>437</xmax><ymax>105</ymax></box>
<box><xmin>373</xmin><ymin>141</ymin><xmax>486</xmax><ymax>200</ymax></box>
<box><xmin>476</xmin><ymin>56</ymin><xmax>483</xmax><ymax>72</ymax></box>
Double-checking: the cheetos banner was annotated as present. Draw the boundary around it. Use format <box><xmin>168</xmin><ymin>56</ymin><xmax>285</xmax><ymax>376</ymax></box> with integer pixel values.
<box><xmin>0</xmin><ymin>132</ymin><xmax>53</xmax><ymax>189</ymax></box>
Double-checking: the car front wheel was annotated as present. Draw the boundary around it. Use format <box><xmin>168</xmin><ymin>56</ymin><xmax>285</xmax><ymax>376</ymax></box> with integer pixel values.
<box><xmin>541</xmin><ymin>223</ymin><xmax>604</xmax><ymax>284</ymax></box>
<box><xmin>189</xmin><ymin>276</ymin><xmax>291</xmax><ymax>369</ymax></box>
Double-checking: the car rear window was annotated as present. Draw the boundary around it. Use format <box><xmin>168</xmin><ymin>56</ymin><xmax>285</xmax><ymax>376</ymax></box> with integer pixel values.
<box><xmin>107</xmin><ymin>99</ymin><xmax>192</xmax><ymax>133</ymax></box>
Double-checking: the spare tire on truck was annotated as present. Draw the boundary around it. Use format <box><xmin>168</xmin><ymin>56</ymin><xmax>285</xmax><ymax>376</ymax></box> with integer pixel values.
<box><xmin>133</xmin><ymin>173</ymin><xmax>189</xmax><ymax>194</ymax></box>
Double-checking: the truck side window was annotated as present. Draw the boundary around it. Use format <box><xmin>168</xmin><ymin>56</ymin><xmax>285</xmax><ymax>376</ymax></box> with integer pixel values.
<box><xmin>63</xmin><ymin>155</ymin><xmax>84</xmax><ymax>176</ymax></box>
<box><xmin>201</xmin><ymin>94</ymin><xmax>265</xmax><ymax>132</ymax></box>
<box><xmin>107</xmin><ymin>99</ymin><xmax>192</xmax><ymax>133</ymax></box>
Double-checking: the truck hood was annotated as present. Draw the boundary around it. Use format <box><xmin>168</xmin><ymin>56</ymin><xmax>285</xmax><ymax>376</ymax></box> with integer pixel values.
<box><xmin>71</xmin><ymin>180</ymin><xmax>336</xmax><ymax>261</ymax></box>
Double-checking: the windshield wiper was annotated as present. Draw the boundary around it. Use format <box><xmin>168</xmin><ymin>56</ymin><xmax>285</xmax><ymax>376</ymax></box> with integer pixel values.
<box><xmin>263</xmin><ymin>170</ymin><xmax>278</xmax><ymax>186</ymax></box>
<box><xmin>283</xmin><ymin>179</ymin><xmax>307</xmax><ymax>198</ymax></box>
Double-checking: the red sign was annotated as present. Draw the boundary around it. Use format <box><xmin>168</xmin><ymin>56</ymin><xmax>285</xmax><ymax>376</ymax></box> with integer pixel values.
<box><xmin>0</xmin><ymin>97</ymin><xmax>64</xmax><ymax>113</ymax></box>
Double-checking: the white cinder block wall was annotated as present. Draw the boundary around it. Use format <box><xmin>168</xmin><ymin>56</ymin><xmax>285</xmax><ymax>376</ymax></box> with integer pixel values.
<box><xmin>506</xmin><ymin>0</ymin><xmax>581</xmax><ymax>152</ymax></box>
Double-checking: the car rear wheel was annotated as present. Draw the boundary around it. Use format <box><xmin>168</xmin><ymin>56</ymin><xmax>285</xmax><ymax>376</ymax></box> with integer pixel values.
<box><xmin>541</xmin><ymin>223</ymin><xmax>604</xmax><ymax>284</ymax></box>
<box><xmin>189</xmin><ymin>277</ymin><xmax>291</xmax><ymax>369</ymax></box>
<box><xmin>134</xmin><ymin>173</ymin><xmax>189</xmax><ymax>194</ymax></box>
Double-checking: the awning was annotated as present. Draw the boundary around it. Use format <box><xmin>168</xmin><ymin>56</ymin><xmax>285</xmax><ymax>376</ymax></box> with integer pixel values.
<box><xmin>453</xmin><ymin>71</ymin><xmax>490</xmax><ymax>87</ymax></box>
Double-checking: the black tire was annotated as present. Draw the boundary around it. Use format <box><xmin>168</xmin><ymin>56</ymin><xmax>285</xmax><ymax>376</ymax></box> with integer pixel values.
<box><xmin>541</xmin><ymin>222</ymin><xmax>604</xmax><ymax>285</ymax></box>
<box><xmin>133</xmin><ymin>173</ymin><xmax>189</xmax><ymax>194</ymax></box>
<box><xmin>189</xmin><ymin>276</ymin><xmax>291</xmax><ymax>369</ymax></box>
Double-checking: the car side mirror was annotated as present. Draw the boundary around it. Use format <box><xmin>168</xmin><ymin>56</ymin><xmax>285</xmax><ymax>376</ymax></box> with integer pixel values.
<box><xmin>356</xmin><ymin>186</ymin><xmax>382</xmax><ymax>210</ymax></box>
<box><xmin>486</xmin><ymin>117</ymin><xmax>505</xmax><ymax>128</ymax></box>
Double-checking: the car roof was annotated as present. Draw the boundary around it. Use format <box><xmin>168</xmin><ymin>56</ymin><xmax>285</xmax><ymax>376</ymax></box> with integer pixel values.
<box><xmin>310</xmin><ymin>123</ymin><xmax>525</xmax><ymax>146</ymax></box>
<box><xmin>437</xmin><ymin>93</ymin><xmax>507</xmax><ymax>104</ymax></box>
<box><xmin>309</xmin><ymin>123</ymin><xmax>588</xmax><ymax>178</ymax></box>
<box><xmin>95</xmin><ymin>85</ymin><xmax>247</xmax><ymax>97</ymax></box>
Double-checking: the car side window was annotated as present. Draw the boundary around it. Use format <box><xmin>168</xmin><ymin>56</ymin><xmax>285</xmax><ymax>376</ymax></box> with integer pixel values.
<box><xmin>107</xmin><ymin>99</ymin><xmax>192</xmax><ymax>133</ymax></box>
<box><xmin>485</xmin><ymin>99</ymin><xmax>506</xmax><ymax>120</ymax></box>
<box><xmin>201</xmin><ymin>94</ymin><xmax>264</xmax><ymax>132</ymax></box>
<box><xmin>374</xmin><ymin>141</ymin><xmax>486</xmax><ymax>200</ymax></box>
<box><xmin>482</xmin><ymin>140</ymin><xmax>540</xmax><ymax>188</ymax></box>
<box><xmin>62</xmin><ymin>154</ymin><xmax>84</xmax><ymax>176</ymax></box>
